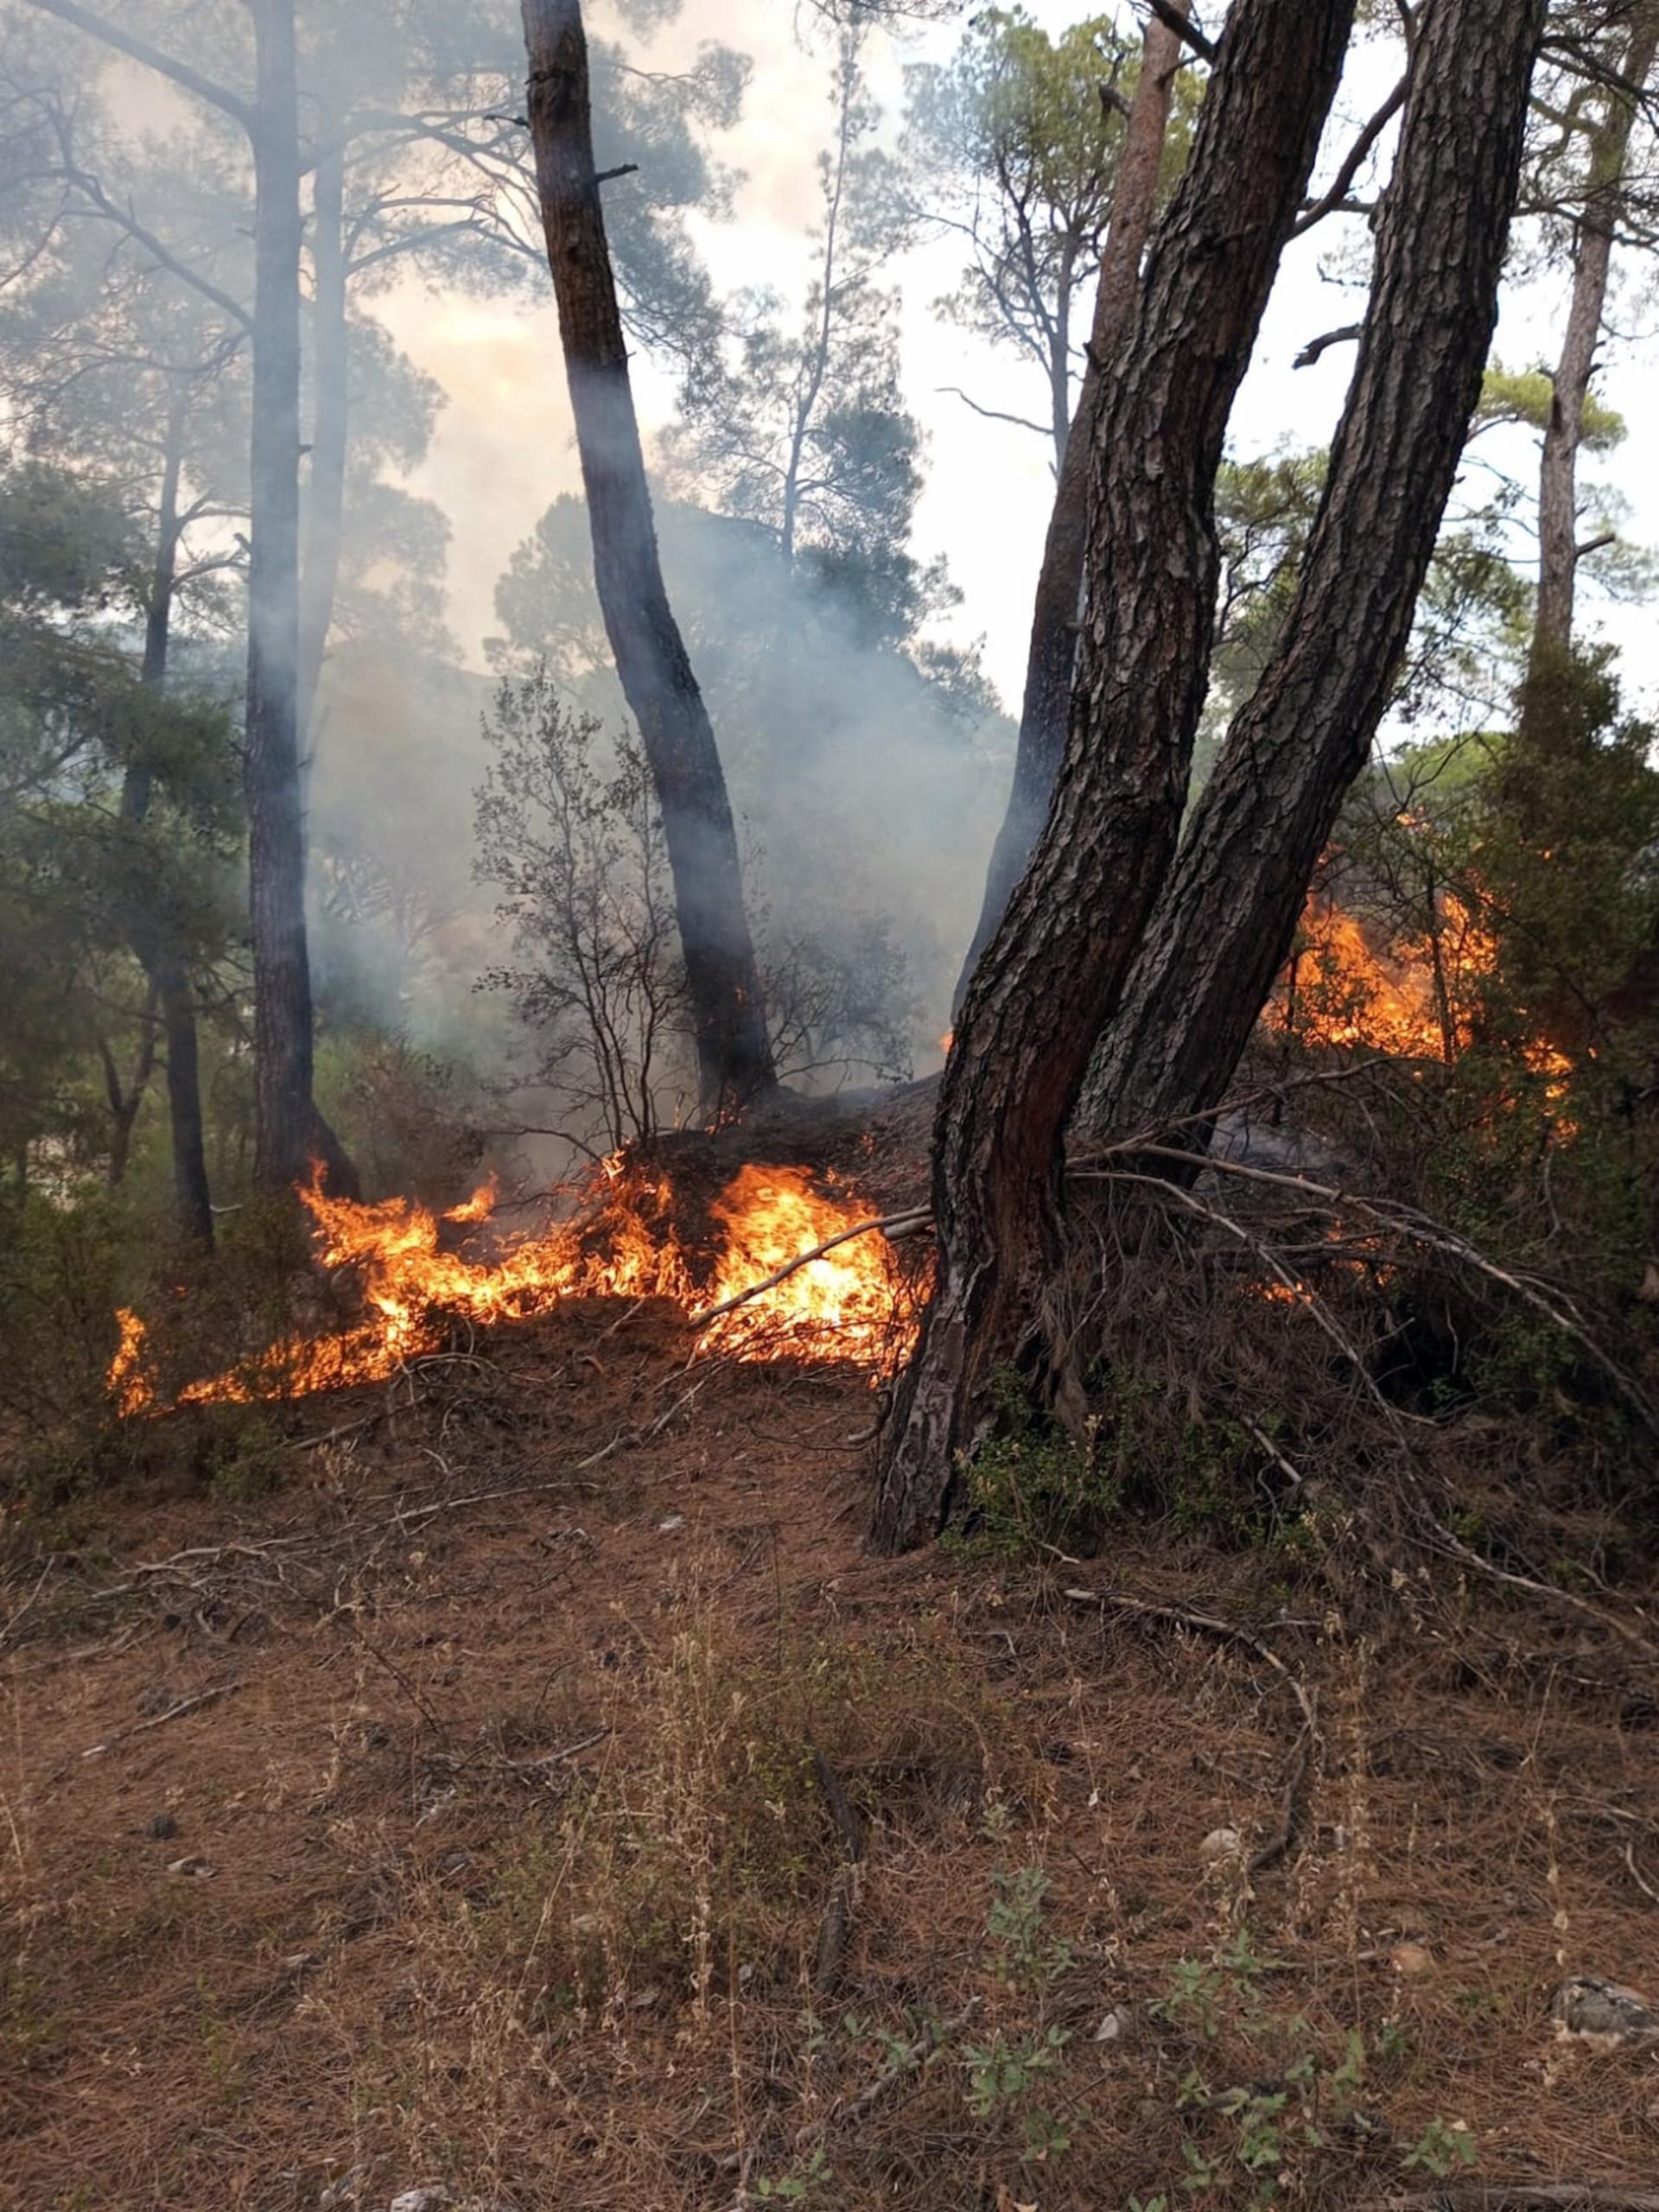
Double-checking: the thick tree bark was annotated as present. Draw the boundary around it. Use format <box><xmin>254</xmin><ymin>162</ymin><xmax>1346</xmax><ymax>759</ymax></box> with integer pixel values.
<box><xmin>950</xmin><ymin>0</ymin><xmax>1189</xmax><ymax>1014</ymax></box>
<box><xmin>1079</xmin><ymin>0</ymin><xmax>1546</xmax><ymax>1148</ymax></box>
<box><xmin>120</xmin><ymin>381</ymin><xmax>217</xmax><ymax>1249</ymax></box>
<box><xmin>1533</xmin><ymin>7</ymin><xmax>1658</xmax><ymax>661</ymax></box>
<box><xmin>871</xmin><ymin>0</ymin><xmax>1356</xmax><ymax>1554</ymax></box>
<box><xmin>297</xmin><ymin>104</ymin><xmax>348</xmax><ymax>744</ymax></box>
<box><xmin>245</xmin><ymin>0</ymin><xmax>356</xmax><ymax>1196</ymax></box>
<box><xmin>519</xmin><ymin>0</ymin><xmax>776</xmax><ymax>1121</ymax></box>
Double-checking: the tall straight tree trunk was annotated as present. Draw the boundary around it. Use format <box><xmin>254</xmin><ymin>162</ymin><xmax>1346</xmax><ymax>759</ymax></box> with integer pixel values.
<box><xmin>1080</xmin><ymin>0</ymin><xmax>1546</xmax><ymax>1148</ymax></box>
<box><xmin>950</xmin><ymin>0</ymin><xmax>1189</xmax><ymax>1013</ymax></box>
<box><xmin>520</xmin><ymin>0</ymin><xmax>776</xmax><ymax>1121</ymax></box>
<box><xmin>297</xmin><ymin>100</ymin><xmax>349</xmax><ymax>743</ymax></box>
<box><xmin>245</xmin><ymin>0</ymin><xmax>355</xmax><ymax>1193</ymax></box>
<box><xmin>871</xmin><ymin>0</ymin><xmax>1356</xmax><ymax>1554</ymax></box>
<box><xmin>121</xmin><ymin>379</ymin><xmax>216</xmax><ymax>1248</ymax></box>
<box><xmin>1533</xmin><ymin>5</ymin><xmax>1659</xmax><ymax>663</ymax></box>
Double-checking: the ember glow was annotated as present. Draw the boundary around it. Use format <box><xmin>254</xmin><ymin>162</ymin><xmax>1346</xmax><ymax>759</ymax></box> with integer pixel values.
<box><xmin>109</xmin><ymin>1158</ymin><xmax>920</xmax><ymax>1414</ymax></box>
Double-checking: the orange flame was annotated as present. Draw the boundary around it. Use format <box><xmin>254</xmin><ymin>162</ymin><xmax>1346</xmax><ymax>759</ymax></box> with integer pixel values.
<box><xmin>108</xmin><ymin>1158</ymin><xmax>919</xmax><ymax>1416</ymax></box>
<box><xmin>1274</xmin><ymin>893</ymin><xmax>1496</xmax><ymax>1060</ymax></box>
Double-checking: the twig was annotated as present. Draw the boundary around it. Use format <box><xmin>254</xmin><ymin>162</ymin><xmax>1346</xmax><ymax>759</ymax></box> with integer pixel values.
<box><xmin>1625</xmin><ymin>1837</ymin><xmax>1659</xmax><ymax>1908</ymax></box>
<box><xmin>82</xmin><ymin>1679</ymin><xmax>242</xmax><ymax>1758</ymax></box>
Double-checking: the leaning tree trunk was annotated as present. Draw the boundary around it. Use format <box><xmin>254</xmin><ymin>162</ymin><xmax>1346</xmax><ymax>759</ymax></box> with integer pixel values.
<box><xmin>1532</xmin><ymin>5</ymin><xmax>1658</xmax><ymax>664</ymax></box>
<box><xmin>871</xmin><ymin>0</ymin><xmax>1357</xmax><ymax>1554</ymax></box>
<box><xmin>951</xmin><ymin>0</ymin><xmax>1189</xmax><ymax>1013</ymax></box>
<box><xmin>520</xmin><ymin>0</ymin><xmax>777</xmax><ymax>1121</ymax></box>
<box><xmin>1080</xmin><ymin>0</ymin><xmax>1547</xmax><ymax>1148</ymax></box>
<box><xmin>245</xmin><ymin>0</ymin><xmax>356</xmax><ymax>1196</ymax></box>
<box><xmin>120</xmin><ymin>379</ymin><xmax>217</xmax><ymax>1248</ymax></box>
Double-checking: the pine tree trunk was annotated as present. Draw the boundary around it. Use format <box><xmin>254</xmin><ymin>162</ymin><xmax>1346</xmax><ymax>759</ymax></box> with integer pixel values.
<box><xmin>871</xmin><ymin>0</ymin><xmax>1357</xmax><ymax>1554</ymax></box>
<box><xmin>1533</xmin><ymin>7</ymin><xmax>1658</xmax><ymax>661</ymax></box>
<box><xmin>519</xmin><ymin>0</ymin><xmax>777</xmax><ymax>1121</ymax></box>
<box><xmin>1080</xmin><ymin>0</ymin><xmax>1546</xmax><ymax>1149</ymax></box>
<box><xmin>245</xmin><ymin>0</ymin><xmax>355</xmax><ymax>1195</ymax></box>
<box><xmin>297</xmin><ymin>102</ymin><xmax>348</xmax><ymax>743</ymax></box>
<box><xmin>122</xmin><ymin>380</ymin><xmax>216</xmax><ymax>1248</ymax></box>
<box><xmin>951</xmin><ymin>0</ymin><xmax>1189</xmax><ymax>1014</ymax></box>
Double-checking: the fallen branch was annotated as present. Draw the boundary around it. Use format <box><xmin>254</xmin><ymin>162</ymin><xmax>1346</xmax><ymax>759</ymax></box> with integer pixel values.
<box><xmin>1062</xmin><ymin>1584</ymin><xmax>1317</xmax><ymax>1738</ymax></box>
<box><xmin>82</xmin><ymin>1678</ymin><xmax>242</xmax><ymax>1758</ymax></box>
<box><xmin>690</xmin><ymin>1209</ymin><xmax>931</xmax><ymax>1328</ymax></box>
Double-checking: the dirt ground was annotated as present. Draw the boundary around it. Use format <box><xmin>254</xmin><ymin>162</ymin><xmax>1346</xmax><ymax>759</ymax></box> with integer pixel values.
<box><xmin>4</xmin><ymin>1301</ymin><xmax>1659</xmax><ymax>2212</ymax></box>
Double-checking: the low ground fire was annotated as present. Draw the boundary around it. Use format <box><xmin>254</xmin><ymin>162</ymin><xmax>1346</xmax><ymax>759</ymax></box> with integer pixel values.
<box><xmin>109</xmin><ymin>1156</ymin><xmax>921</xmax><ymax>1414</ymax></box>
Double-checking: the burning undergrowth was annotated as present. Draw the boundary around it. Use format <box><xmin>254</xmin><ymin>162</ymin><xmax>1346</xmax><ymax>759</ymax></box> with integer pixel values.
<box><xmin>108</xmin><ymin>1151</ymin><xmax>931</xmax><ymax>1417</ymax></box>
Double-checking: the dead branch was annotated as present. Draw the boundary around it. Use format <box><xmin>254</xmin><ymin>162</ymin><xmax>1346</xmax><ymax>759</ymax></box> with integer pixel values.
<box><xmin>691</xmin><ymin>1209</ymin><xmax>931</xmax><ymax>1327</ymax></box>
<box><xmin>1077</xmin><ymin>1140</ymin><xmax>1659</xmax><ymax>1435</ymax></box>
<box><xmin>1147</xmin><ymin>0</ymin><xmax>1216</xmax><ymax>62</ymax></box>
<box><xmin>1294</xmin><ymin>321</ymin><xmax>1363</xmax><ymax>367</ymax></box>
<box><xmin>81</xmin><ymin>1678</ymin><xmax>243</xmax><ymax>1758</ymax></box>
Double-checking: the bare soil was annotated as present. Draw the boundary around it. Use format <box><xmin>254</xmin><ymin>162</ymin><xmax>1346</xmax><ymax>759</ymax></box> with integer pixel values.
<box><xmin>4</xmin><ymin>1300</ymin><xmax>1659</xmax><ymax>2212</ymax></box>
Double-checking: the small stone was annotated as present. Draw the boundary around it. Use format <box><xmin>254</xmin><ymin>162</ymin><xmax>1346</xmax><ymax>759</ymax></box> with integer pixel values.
<box><xmin>1389</xmin><ymin>1941</ymin><xmax>1434</xmax><ymax>1978</ymax></box>
<box><xmin>1552</xmin><ymin>1974</ymin><xmax>1659</xmax><ymax>2048</ymax></box>
<box><xmin>658</xmin><ymin>1513</ymin><xmax>684</xmax><ymax>1533</ymax></box>
<box><xmin>149</xmin><ymin>1810</ymin><xmax>179</xmax><ymax>1840</ymax></box>
<box><xmin>388</xmin><ymin>2190</ymin><xmax>452</xmax><ymax>2212</ymax></box>
<box><xmin>1093</xmin><ymin>2006</ymin><xmax>1131</xmax><ymax>2043</ymax></box>
<box><xmin>1199</xmin><ymin>1827</ymin><xmax>1244</xmax><ymax>1865</ymax></box>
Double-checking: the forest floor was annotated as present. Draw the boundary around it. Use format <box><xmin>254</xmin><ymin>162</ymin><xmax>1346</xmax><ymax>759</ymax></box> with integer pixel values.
<box><xmin>4</xmin><ymin>1300</ymin><xmax>1659</xmax><ymax>2212</ymax></box>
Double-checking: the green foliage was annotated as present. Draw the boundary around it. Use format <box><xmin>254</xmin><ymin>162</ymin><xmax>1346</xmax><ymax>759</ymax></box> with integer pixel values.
<box><xmin>950</xmin><ymin>1367</ymin><xmax>1120</xmax><ymax>1558</ymax></box>
<box><xmin>1478</xmin><ymin>364</ymin><xmax>1624</xmax><ymax>451</ymax></box>
<box><xmin>1145</xmin><ymin>1932</ymin><xmax>1474</xmax><ymax>2205</ymax></box>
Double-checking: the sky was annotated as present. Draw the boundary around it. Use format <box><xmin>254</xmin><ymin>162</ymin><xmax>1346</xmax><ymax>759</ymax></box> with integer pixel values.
<box><xmin>377</xmin><ymin>0</ymin><xmax>1659</xmax><ymax>723</ymax></box>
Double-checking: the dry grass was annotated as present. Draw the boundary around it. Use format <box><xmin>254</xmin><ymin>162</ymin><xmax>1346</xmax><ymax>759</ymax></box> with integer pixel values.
<box><xmin>4</xmin><ymin>1301</ymin><xmax>1659</xmax><ymax>2211</ymax></box>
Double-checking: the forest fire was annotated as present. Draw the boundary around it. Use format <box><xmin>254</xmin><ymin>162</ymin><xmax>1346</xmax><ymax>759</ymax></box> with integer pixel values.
<box><xmin>1274</xmin><ymin>892</ymin><xmax>1497</xmax><ymax>1058</ymax></box>
<box><xmin>108</xmin><ymin>1158</ymin><xmax>920</xmax><ymax>1416</ymax></box>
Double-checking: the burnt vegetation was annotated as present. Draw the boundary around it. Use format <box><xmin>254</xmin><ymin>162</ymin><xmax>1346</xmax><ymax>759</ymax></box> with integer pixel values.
<box><xmin>6</xmin><ymin>1</ymin><xmax>1659</xmax><ymax>2207</ymax></box>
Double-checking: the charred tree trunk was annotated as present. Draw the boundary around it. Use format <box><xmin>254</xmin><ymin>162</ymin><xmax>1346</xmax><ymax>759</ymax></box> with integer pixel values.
<box><xmin>871</xmin><ymin>0</ymin><xmax>1357</xmax><ymax>1554</ymax></box>
<box><xmin>1532</xmin><ymin>6</ymin><xmax>1658</xmax><ymax>663</ymax></box>
<box><xmin>519</xmin><ymin>0</ymin><xmax>776</xmax><ymax>1122</ymax></box>
<box><xmin>246</xmin><ymin>0</ymin><xmax>356</xmax><ymax>1196</ymax></box>
<box><xmin>1080</xmin><ymin>0</ymin><xmax>1546</xmax><ymax>1148</ymax></box>
<box><xmin>297</xmin><ymin>101</ymin><xmax>348</xmax><ymax>744</ymax></box>
<box><xmin>951</xmin><ymin>0</ymin><xmax>1189</xmax><ymax>1013</ymax></box>
<box><xmin>120</xmin><ymin>380</ymin><xmax>217</xmax><ymax>1248</ymax></box>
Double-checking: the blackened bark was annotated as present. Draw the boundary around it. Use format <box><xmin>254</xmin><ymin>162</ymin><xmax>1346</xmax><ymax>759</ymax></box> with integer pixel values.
<box><xmin>120</xmin><ymin>381</ymin><xmax>216</xmax><ymax>1248</ymax></box>
<box><xmin>952</xmin><ymin>0</ymin><xmax>1190</xmax><ymax>1013</ymax></box>
<box><xmin>871</xmin><ymin>0</ymin><xmax>1356</xmax><ymax>1554</ymax></box>
<box><xmin>245</xmin><ymin>0</ymin><xmax>356</xmax><ymax>1195</ymax></box>
<box><xmin>520</xmin><ymin>0</ymin><xmax>776</xmax><ymax>1120</ymax></box>
<box><xmin>1533</xmin><ymin>7</ymin><xmax>1658</xmax><ymax>662</ymax></box>
<box><xmin>297</xmin><ymin>104</ymin><xmax>348</xmax><ymax>742</ymax></box>
<box><xmin>1082</xmin><ymin>0</ymin><xmax>1545</xmax><ymax>1147</ymax></box>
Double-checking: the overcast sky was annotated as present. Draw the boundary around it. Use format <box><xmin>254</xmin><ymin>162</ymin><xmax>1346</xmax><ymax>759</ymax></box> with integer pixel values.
<box><xmin>378</xmin><ymin>0</ymin><xmax>1659</xmax><ymax>722</ymax></box>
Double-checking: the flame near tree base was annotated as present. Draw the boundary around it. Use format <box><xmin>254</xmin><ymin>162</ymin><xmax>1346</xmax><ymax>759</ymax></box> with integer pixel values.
<box><xmin>108</xmin><ymin>1155</ymin><xmax>923</xmax><ymax>1416</ymax></box>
